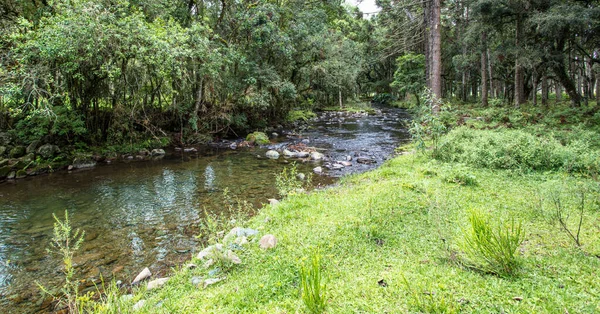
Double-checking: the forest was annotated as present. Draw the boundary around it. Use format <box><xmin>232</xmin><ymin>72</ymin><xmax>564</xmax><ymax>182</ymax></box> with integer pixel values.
<box><xmin>1</xmin><ymin>0</ymin><xmax>597</xmax><ymax>154</ymax></box>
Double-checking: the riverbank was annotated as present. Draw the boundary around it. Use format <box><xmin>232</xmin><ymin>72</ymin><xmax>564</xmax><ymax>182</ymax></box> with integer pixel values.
<box><xmin>101</xmin><ymin>150</ymin><xmax>599</xmax><ymax>313</ymax></box>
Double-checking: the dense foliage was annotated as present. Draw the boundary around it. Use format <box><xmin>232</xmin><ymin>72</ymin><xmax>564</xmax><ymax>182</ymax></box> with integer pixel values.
<box><xmin>0</xmin><ymin>0</ymin><xmax>371</xmax><ymax>149</ymax></box>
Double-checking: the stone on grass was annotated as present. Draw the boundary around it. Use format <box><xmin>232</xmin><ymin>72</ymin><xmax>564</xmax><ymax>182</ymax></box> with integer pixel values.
<box><xmin>197</xmin><ymin>244</ymin><xmax>223</xmax><ymax>260</ymax></box>
<box><xmin>296</xmin><ymin>173</ymin><xmax>306</xmax><ymax>180</ymax></box>
<box><xmin>234</xmin><ymin>236</ymin><xmax>248</xmax><ymax>246</ymax></box>
<box><xmin>132</xmin><ymin>267</ymin><xmax>151</xmax><ymax>285</ymax></box>
<box><xmin>132</xmin><ymin>300</ymin><xmax>146</xmax><ymax>311</ymax></box>
<box><xmin>259</xmin><ymin>234</ymin><xmax>277</xmax><ymax>249</ymax></box>
<box><xmin>203</xmin><ymin>277</ymin><xmax>225</xmax><ymax>288</ymax></box>
<box><xmin>268</xmin><ymin>198</ymin><xmax>280</xmax><ymax>206</ymax></box>
<box><xmin>147</xmin><ymin>277</ymin><xmax>169</xmax><ymax>290</ymax></box>
<box><xmin>191</xmin><ymin>276</ymin><xmax>203</xmax><ymax>287</ymax></box>
<box><xmin>227</xmin><ymin>250</ymin><xmax>242</xmax><ymax>264</ymax></box>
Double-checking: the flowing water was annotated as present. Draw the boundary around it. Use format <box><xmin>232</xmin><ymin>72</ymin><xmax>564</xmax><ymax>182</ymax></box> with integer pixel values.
<box><xmin>0</xmin><ymin>107</ymin><xmax>410</xmax><ymax>313</ymax></box>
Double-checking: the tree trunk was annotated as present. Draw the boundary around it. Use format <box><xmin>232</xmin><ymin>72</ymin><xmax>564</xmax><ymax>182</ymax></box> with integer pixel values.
<box><xmin>596</xmin><ymin>77</ymin><xmax>600</xmax><ymax>103</ymax></box>
<box><xmin>481</xmin><ymin>33</ymin><xmax>488</xmax><ymax>107</ymax></box>
<box><xmin>338</xmin><ymin>86</ymin><xmax>343</xmax><ymax>109</ymax></box>
<box><xmin>514</xmin><ymin>15</ymin><xmax>525</xmax><ymax>107</ymax></box>
<box><xmin>541</xmin><ymin>75</ymin><xmax>548</xmax><ymax>107</ymax></box>
<box><xmin>487</xmin><ymin>48</ymin><xmax>494</xmax><ymax>99</ymax></box>
<box><xmin>553</xmin><ymin>62</ymin><xmax>582</xmax><ymax>107</ymax></box>
<box><xmin>430</xmin><ymin>0</ymin><xmax>442</xmax><ymax>113</ymax></box>
<box><xmin>532</xmin><ymin>71</ymin><xmax>538</xmax><ymax>105</ymax></box>
<box><xmin>554</xmin><ymin>81</ymin><xmax>561</xmax><ymax>103</ymax></box>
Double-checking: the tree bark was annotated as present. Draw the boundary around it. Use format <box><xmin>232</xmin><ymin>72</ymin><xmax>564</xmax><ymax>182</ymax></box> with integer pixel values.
<box><xmin>481</xmin><ymin>34</ymin><xmax>488</xmax><ymax>107</ymax></box>
<box><xmin>532</xmin><ymin>71</ymin><xmax>538</xmax><ymax>105</ymax></box>
<box><xmin>555</xmin><ymin>80</ymin><xmax>562</xmax><ymax>103</ymax></box>
<box><xmin>514</xmin><ymin>14</ymin><xmax>525</xmax><ymax>107</ymax></box>
<box><xmin>541</xmin><ymin>74</ymin><xmax>548</xmax><ymax>107</ymax></box>
<box><xmin>428</xmin><ymin>0</ymin><xmax>442</xmax><ymax>113</ymax></box>
<box><xmin>487</xmin><ymin>48</ymin><xmax>494</xmax><ymax>99</ymax></box>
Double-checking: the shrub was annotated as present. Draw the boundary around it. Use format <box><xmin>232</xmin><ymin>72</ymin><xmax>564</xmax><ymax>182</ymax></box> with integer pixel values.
<box><xmin>460</xmin><ymin>209</ymin><xmax>524</xmax><ymax>276</ymax></box>
<box><xmin>436</xmin><ymin>127</ymin><xmax>600</xmax><ymax>175</ymax></box>
<box><xmin>300</xmin><ymin>251</ymin><xmax>327</xmax><ymax>314</ymax></box>
<box><xmin>287</xmin><ymin>110</ymin><xmax>317</xmax><ymax>123</ymax></box>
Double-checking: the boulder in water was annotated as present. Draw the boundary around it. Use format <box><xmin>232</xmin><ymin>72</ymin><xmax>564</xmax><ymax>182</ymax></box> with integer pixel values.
<box><xmin>310</xmin><ymin>152</ymin><xmax>324</xmax><ymax>160</ymax></box>
<box><xmin>313</xmin><ymin>166</ymin><xmax>323</xmax><ymax>174</ymax></box>
<box><xmin>265</xmin><ymin>150</ymin><xmax>280</xmax><ymax>159</ymax></box>
<box><xmin>282</xmin><ymin>149</ymin><xmax>297</xmax><ymax>157</ymax></box>
<box><xmin>151</xmin><ymin>149</ymin><xmax>166</xmax><ymax>156</ymax></box>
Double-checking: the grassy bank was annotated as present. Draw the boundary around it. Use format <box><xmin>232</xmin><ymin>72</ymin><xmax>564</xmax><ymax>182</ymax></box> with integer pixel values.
<box><xmin>97</xmin><ymin>156</ymin><xmax>599</xmax><ymax>313</ymax></box>
<box><xmin>91</xmin><ymin>101</ymin><xmax>600</xmax><ymax>313</ymax></box>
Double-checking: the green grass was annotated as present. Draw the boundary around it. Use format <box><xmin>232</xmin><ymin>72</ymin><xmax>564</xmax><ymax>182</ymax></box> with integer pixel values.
<box><xmin>98</xmin><ymin>152</ymin><xmax>600</xmax><ymax>313</ymax></box>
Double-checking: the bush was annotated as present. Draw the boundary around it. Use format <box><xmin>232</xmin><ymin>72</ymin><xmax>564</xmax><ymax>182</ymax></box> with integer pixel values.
<box><xmin>460</xmin><ymin>209</ymin><xmax>524</xmax><ymax>276</ymax></box>
<box><xmin>436</xmin><ymin>127</ymin><xmax>600</xmax><ymax>174</ymax></box>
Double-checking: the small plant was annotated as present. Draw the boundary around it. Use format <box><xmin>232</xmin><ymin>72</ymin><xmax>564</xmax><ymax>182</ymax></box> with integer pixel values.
<box><xmin>460</xmin><ymin>209</ymin><xmax>524</xmax><ymax>276</ymax></box>
<box><xmin>38</xmin><ymin>211</ymin><xmax>85</xmax><ymax>313</ymax></box>
<box><xmin>275</xmin><ymin>162</ymin><xmax>312</xmax><ymax>197</ymax></box>
<box><xmin>409</xmin><ymin>89</ymin><xmax>448</xmax><ymax>156</ymax></box>
<box><xmin>402</xmin><ymin>275</ymin><xmax>459</xmax><ymax>313</ymax></box>
<box><xmin>444</xmin><ymin>168</ymin><xmax>478</xmax><ymax>186</ymax></box>
<box><xmin>300</xmin><ymin>251</ymin><xmax>327</xmax><ymax>314</ymax></box>
<box><xmin>548</xmin><ymin>182</ymin><xmax>590</xmax><ymax>247</ymax></box>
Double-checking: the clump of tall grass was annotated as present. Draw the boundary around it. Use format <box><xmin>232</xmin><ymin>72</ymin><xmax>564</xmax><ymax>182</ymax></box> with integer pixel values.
<box><xmin>275</xmin><ymin>162</ymin><xmax>312</xmax><ymax>197</ymax></box>
<box><xmin>460</xmin><ymin>209</ymin><xmax>524</xmax><ymax>276</ymax></box>
<box><xmin>300</xmin><ymin>251</ymin><xmax>327</xmax><ymax>314</ymax></box>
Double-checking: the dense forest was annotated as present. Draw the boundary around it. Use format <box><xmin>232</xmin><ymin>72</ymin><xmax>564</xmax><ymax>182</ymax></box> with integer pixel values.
<box><xmin>0</xmin><ymin>0</ymin><xmax>599</xmax><ymax>154</ymax></box>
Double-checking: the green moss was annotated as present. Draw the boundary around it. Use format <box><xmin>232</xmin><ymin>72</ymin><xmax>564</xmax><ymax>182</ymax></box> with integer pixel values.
<box><xmin>246</xmin><ymin>131</ymin><xmax>270</xmax><ymax>145</ymax></box>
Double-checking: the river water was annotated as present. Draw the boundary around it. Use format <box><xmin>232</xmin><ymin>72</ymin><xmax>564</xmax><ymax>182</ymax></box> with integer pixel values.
<box><xmin>0</xmin><ymin>107</ymin><xmax>410</xmax><ymax>313</ymax></box>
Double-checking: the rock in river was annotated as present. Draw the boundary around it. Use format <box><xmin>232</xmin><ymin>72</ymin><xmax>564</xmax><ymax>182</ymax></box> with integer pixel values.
<box><xmin>265</xmin><ymin>150</ymin><xmax>280</xmax><ymax>159</ymax></box>
<box><xmin>313</xmin><ymin>166</ymin><xmax>323</xmax><ymax>174</ymax></box>
<box><xmin>132</xmin><ymin>267</ymin><xmax>152</xmax><ymax>285</ymax></box>
<box><xmin>311</xmin><ymin>152</ymin><xmax>325</xmax><ymax>160</ymax></box>
<box><xmin>282</xmin><ymin>149</ymin><xmax>297</xmax><ymax>157</ymax></box>
<box><xmin>151</xmin><ymin>149</ymin><xmax>166</xmax><ymax>156</ymax></box>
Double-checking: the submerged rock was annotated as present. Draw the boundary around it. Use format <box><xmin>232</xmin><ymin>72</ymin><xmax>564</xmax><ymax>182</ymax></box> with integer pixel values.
<box><xmin>132</xmin><ymin>267</ymin><xmax>151</xmax><ymax>285</ymax></box>
<box><xmin>265</xmin><ymin>150</ymin><xmax>280</xmax><ymax>159</ymax></box>
<box><xmin>259</xmin><ymin>234</ymin><xmax>277</xmax><ymax>249</ymax></box>
<box><xmin>356</xmin><ymin>157</ymin><xmax>376</xmax><ymax>164</ymax></box>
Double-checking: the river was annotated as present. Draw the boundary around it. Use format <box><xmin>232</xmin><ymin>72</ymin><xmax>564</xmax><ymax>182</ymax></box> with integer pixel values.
<box><xmin>0</xmin><ymin>107</ymin><xmax>410</xmax><ymax>313</ymax></box>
